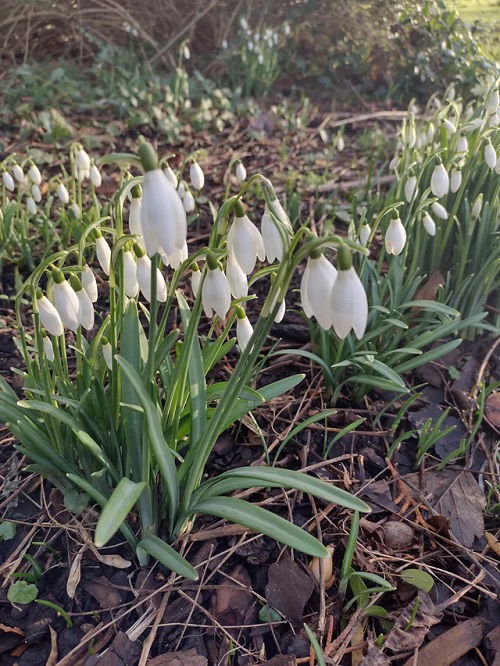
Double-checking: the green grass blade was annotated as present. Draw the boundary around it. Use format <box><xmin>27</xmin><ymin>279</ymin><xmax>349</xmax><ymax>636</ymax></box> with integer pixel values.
<box><xmin>137</xmin><ymin>535</ymin><xmax>198</xmax><ymax>581</ymax></box>
<box><xmin>94</xmin><ymin>478</ymin><xmax>146</xmax><ymax>547</ymax></box>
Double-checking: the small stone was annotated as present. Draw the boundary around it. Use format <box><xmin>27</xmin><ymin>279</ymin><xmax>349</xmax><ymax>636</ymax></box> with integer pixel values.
<box><xmin>383</xmin><ymin>521</ymin><xmax>415</xmax><ymax>550</ymax></box>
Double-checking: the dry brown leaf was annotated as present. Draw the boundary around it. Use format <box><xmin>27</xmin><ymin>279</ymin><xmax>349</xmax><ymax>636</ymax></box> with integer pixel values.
<box><xmin>266</xmin><ymin>555</ymin><xmax>315</xmax><ymax>627</ymax></box>
<box><xmin>351</xmin><ymin>622</ymin><xmax>365</xmax><ymax>666</ymax></box>
<box><xmin>485</xmin><ymin>531</ymin><xmax>500</xmax><ymax>557</ymax></box>
<box><xmin>0</xmin><ymin>623</ymin><xmax>24</xmax><ymax>636</ymax></box>
<box><xmin>147</xmin><ymin>648</ymin><xmax>208</xmax><ymax>666</ymax></box>
<box><xmin>309</xmin><ymin>544</ymin><xmax>335</xmax><ymax>590</ymax></box>
<box><xmin>94</xmin><ymin>551</ymin><xmax>132</xmax><ymax>568</ymax></box>
<box><xmin>415</xmin><ymin>271</ymin><xmax>445</xmax><ymax>302</ymax></box>
<box><xmin>66</xmin><ymin>550</ymin><xmax>83</xmax><ymax>598</ymax></box>
<box><xmin>213</xmin><ymin>564</ymin><xmax>253</xmax><ymax>618</ymax></box>
<box><xmin>46</xmin><ymin>626</ymin><xmax>58</xmax><ymax>666</ymax></box>
<box><xmin>82</xmin><ymin>575</ymin><xmax>122</xmax><ymax>608</ymax></box>
<box><xmin>359</xmin><ymin>644</ymin><xmax>390</xmax><ymax>666</ymax></box>
<box><xmin>385</xmin><ymin>592</ymin><xmax>442</xmax><ymax>653</ymax></box>
<box><xmin>485</xmin><ymin>391</ymin><xmax>500</xmax><ymax>429</ymax></box>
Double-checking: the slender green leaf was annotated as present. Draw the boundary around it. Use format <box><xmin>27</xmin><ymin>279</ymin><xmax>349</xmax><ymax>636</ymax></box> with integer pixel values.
<box><xmin>94</xmin><ymin>478</ymin><xmax>146</xmax><ymax>547</ymax></box>
<box><xmin>138</xmin><ymin>535</ymin><xmax>198</xmax><ymax>580</ymax></box>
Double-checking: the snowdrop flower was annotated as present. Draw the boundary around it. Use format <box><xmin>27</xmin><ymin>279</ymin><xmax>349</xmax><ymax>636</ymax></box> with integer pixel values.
<box><xmin>28</xmin><ymin>164</ymin><xmax>41</xmax><ymax>185</ymax></box>
<box><xmin>456</xmin><ymin>133</ymin><xmax>468</xmax><ymax>153</ymax></box>
<box><xmin>202</xmin><ymin>260</ymin><xmax>231</xmax><ymax>319</ymax></box>
<box><xmin>57</xmin><ymin>183</ymin><xmax>70</xmax><ymax>204</ymax></box>
<box><xmin>36</xmin><ymin>290</ymin><xmax>64</xmax><ymax>336</ymax></box>
<box><xmin>337</xmin><ymin>135</ymin><xmax>345</xmax><ymax>152</ymax></box>
<box><xmin>235</xmin><ymin>161</ymin><xmax>247</xmax><ymax>183</ymax></box>
<box><xmin>406</xmin><ymin>124</ymin><xmax>416</xmax><ymax>148</ymax></box>
<box><xmin>75</xmin><ymin>148</ymin><xmax>91</xmax><ymax>173</ymax></box>
<box><xmin>472</xmin><ymin>193</ymin><xmax>483</xmax><ymax>219</ymax></box>
<box><xmin>484</xmin><ymin>141</ymin><xmax>497</xmax><ymax>169</ymax></box>
<box><xmin>71</xmin><ymin>275</ymin><xmax>94</xmax><ymax>331</ymax></box>
<box><xmin>422</xmin><ymin>213</ymin><xmax>436</xmax><ymax>237</ymax></box>
<box><xmin>360</xmin><ymin>224</ymin><xmax>371</xmax><ymax>246</ymax></box>
<box><xmin>42</xmin><ymin>334</ymin><xmax>55</xmax><ymax>362</ymax></box>
<box><xmin>90</xmin><ymin>165</ymin><xmax>102</xmax><ymax>188</ymax></box>
<box><xmin>139</xmin><ymin>142</ymin><xmax>187</xmax><ymax>257</ymax></box>
<box><xmin>183</xmin><ymin>190</ymin><xmax>195</xmax><ymax>213</ymax></box>
<box><xmin>164</xmin><ymin>166</ymin><xmax>178</xmax><ymax>189</ymax></box>
<box><xmin>168</xmin><ymin>240</ymin><xmax>188</xmax><ymax>269</ymax></box>
<box><xmin>430</xmin><ymin>162</ymin><xmax>449</xmax><ymax>198</ymax></box>
<box><xmin>183</xmin><ymin>45</ymin><xmax>190</xmax><ymax>60</ymax></box>
<box><xmin>177</xmin><ymin>182</ymin><xmax>186</xmax><ymax>199</ymax></box>
<box><xmin>487</xmin><ymin>88</ymin><xmax>499</xmax><ymax>114</ymax></box>
<box><xmin>235</xmin><ymin>307</ymin><xmax>253</xmax><ymax>352</ymax></box>
<box><xmin>389</xmin><ymin>155</ymin><xmax>399</xmax><ymax>171</ymax></box>
<box><xmin>129</xmin><ymin>187</ymin><xmax>143</xmax><ymax>239</ymax></box>
<box><xmin>31</xmin><ymin>184</ymin><xmax>42</xmax><ymax>202</ymax></box>
<box><xmin>82</xmin><ymin>265</ymin><xmax>98</xmax><ymax>302</ymax></box>
<box><xmin>431</xmin><ymin>201</ymin><xmax>448</xmax><ymax>220</ymax></box>
<box><xmin>12</xmin><ymin>164</ymin><xmax>24</xmax><ymax>183</ymax></box>
<box><xmin>95</xmin><ymin>232</ymin><xmax>111</xmax><ymax>275</ymax></box>
<box><xmin>404</xmin><ymin>174</ymin><xmax>417</xmax><ymax>202</ymax></box>
<box><xmin>442</xmin><ymin>118</ymin><xmax>456</xmax><ymax>134</ymax></box>
<box><xmin>70</xmin><ymin>202</ymin><xmax>81</xmax><ymax>219</ymax></box>
<box><xmin>123</xmin><ymin>250</ymin><xmax>139</xmax><ymax>297</ymax></box>
<box><xmin>329</xmin><ymin>247</ymin><xmax>368</xmax><ymax>340</ymax></box>
<box><xmin>385</xmin><ymin>217</ymin><xmax>407</xmax><ymax>255</ymax></box>
<box><xmin>226</xmin><ymin>252</ymin><xmax>248</xmax><ymax>298</ymax></box>
<box><xmin>227</xmin><ymin>207</ymin><xmax>265</xmax><ymax>274</ymax></box>
<box><xmin>2</xmin><ymin>172</ymin><xmax>15</xmax><ymax>192</ymax></box>
<box><xmin>135</xmin><ymin>248</ymin><xmax>168</xmax><ymax>303</ymax></box>
<box><xmin>300</xmin><ymin>253</ymin><xmax>337</xmax><ymax>329</ymax></box>
<box><xmin>52</xmin><ymin>269</ymin><xmax>80</xmax><ymax>332</ymax></box>
<box><xmin>488</xmin><ymin>112</ymin><xmax>499</xmax><ymax>128</ymax></box>
<box><xmin>190</xmin><ymin>161</ymin><xmax>205</xmax><ymax>190</ymax></box>
<box><xmin>450</xmin><ymin>169</ymin><xmax>462</xmax><ymax>193</ymax></box>
<box><xmin>427</xmin><ymin>122</ymin><xmax>435</xmax><ymax>143</ymax></box>
<box><xmin>26</xmin><ymin>197</ymin><xmax>37</xmax><ymax>215</ymax></box>
<box><xmin>191</xmin><ymin>263</ymin><xmax>201</xmax><ymax>296</ymax></box>
<box><xmin>261</xmin><ymin>198</ymin><xmax>292</xmax><ymax>263</ymax></box>
<box><xmin>273</xmin><ymin>297</ymin><xmax>286</xmax><ymax>323</ymax></box>
<box><xmin>102</xmin><ymin>337</ymin><xmax>113</xmax><ymax>370</ymax></box>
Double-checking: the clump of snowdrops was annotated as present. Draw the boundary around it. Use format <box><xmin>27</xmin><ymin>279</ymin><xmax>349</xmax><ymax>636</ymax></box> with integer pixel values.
<box><xmin>0</xmin><ymin>142</ymin><xmax>371</xmax><ymax>577</ymax></box>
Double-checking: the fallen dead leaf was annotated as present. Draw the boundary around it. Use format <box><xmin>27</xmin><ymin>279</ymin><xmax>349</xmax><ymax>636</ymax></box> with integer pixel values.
<box><xmin>309</xmin><ymin>544</ymin><xmax>335</xmax><ymax>589</ymax></box>
<box><xmin>414</xmin><ymin>271</ymin><xmax>445</xmax><ymax>302</ymax></box>
<box><xmin>93</xmin><ymin>551</ymin><xmax>132</xmax><ymax>568</ymax></box>
<box><xmin>384</xmin><ymin>592</ymin><xmax>442</xmax><ymax>653</ymax></box>
<box><xmin>485</xmin><ymin>391</ymin><xmax>500</xmax><ymax>429</ymax></box>
<box><xmin>213</xmin><ymin>564</ymin><xmax>253</xmax><ymax>618</ymax></box>
<box><xmin>0</xmin><ymin>624</ymin><xmax>24</xmax><ymax>636</ymax></box>
<box><xmin>147</xmin><ymin>647</ymin><xmax>208</xmax><ymax>665</ymax></box>
<box><xmin>266</xmin><ymin>555</ymin><xmax>315</xmax><ymax>627</ymax></box>
<box><xmin>46</xmin><ymin>626</ymin><xmax>58</xmax><ymax>666</ymax></box>
<box><xmin>359</xmin><ymin>643</ymin><xmax>390</xmax><ymax>665</ymax></box>
<box><xmin>485</xmin><ymin>531</ymin><xmax>500</xmax><ymax>557</ymax></box>
<box><xmin>67</xmin><ymin>550</ymin><xmax>83</xmax><ymax>598</ymax></box>
<box><xmin>82</xmin><ymin>575</ymin><xmax>122</xmax><ymax>608</ymax></box>
<box><xmin>260</xmin><ymin>657</ymin><xmax>296</xmax><ymax>666</ymax></box>
<box><xmin>351</xmin><ymin>622</ymin><xmax>365</xmax><ymax>666</ymax></box>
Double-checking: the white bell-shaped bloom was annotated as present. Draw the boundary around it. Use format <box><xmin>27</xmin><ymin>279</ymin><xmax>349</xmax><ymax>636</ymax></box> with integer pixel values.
<box><xmin>330</xmin><ymin>265</ymin><xmax>368</xmax><ymax>340</ymax></box>
<box><xmin>431</xmin><ymin>201</ymin><xmax>448</xmax><ymax>220</ymax></box>
<box><xmin>168</xmin><ymin>240</ymin><xmax>188</xmax><ymax>269</ymax></box>
<box><xmin>261</xmin><ymin>205</ymin><xmax>287</xmax><ymax>262</ymax></box>
<box><xmin>484</xmin><ymin>142</ymin><xmax>497</xmax><ymax>169</ymax></box>
<box><xmin>102</xmin><ymin>341</ymin><xmax>113</xmax><ymax>370</ymax></box>
<box><xmin>43</xmin><ymin>335</ymin><xmax>55</xmax><ymax>362</ymax></box>
<box><xmin>442</xmin><ymin>118</ymin><xmax>456</xmax><ymax>134</ymax></box>
<box><xmin>300</xmin><ymin>255</ymin><xmax>337</xmax><ymax>329</ymax></box>
<box><xmin>360</xmin><ymin>224</ymin><xmax>371</xmax><ymax>246</ymax></box>
<box><xmin>337</xmin><ymin>135</ymin><xmax>345</xmax><ymax>151</ymax></box>
<box><xmin>385</xmin><ymin>217</ymin><xmax>407</xmax><ymax>255</ymax></box>
<box><xmin>422</xmin><ymin>213</ymin><xmax>436</xmax><ymax>237</ymax></box>
<box><xmin>226</xmin><ymin>253</ymin><xmax>248</xmax><ymax>299</ymax></box>
<box><xmin>57</xmin><ymin>183</ymin><xmax>70</xmax><ymax>204</ymax></box>
<box><xmin>164</xmin><ymin>166</ymin><xmax>178</xmax><ymax>188</ymax></box>
<box><xmin>236</xmin><ymin>314</ymin><xmax>254</xmax><ymax>351</ymax></box>
<box><xmin>202</xmin><ymin>267</ymin><xmax>231</xmax><ymax>319</ymax></box>
<box><xmin>123</xmin><ymin>250</ymin><xmax>139</xmax><ymax>297</ymax></box>
<box><xmin>274</xmin><ymin>297</ymin><xmax>286</xmax><ymax>323</ymax></box>
<box><xmin>472</xmin><ymin>194</ymin><xmax>483</xmax><ymax>219</ymax></box>
<box><xmin>75</xmin><ymin>286</ymin><xmax>94</xmax><ymax>331</ymax></box>
<box><xmin>406</xmin><ymin>125</ymin><xmax>416</xmax><ymax>148</ymax></box>
<box><xmin>487</xmin><ymin>89</ymin><xmax>499</xmax><ymax>114</ymax></box>
<box><xmin>82</xmin><ymin>265</ymin><xmax>98</xmax><ymax>302</ymax></box>
<box><xmin>430</xmin><ymin>163</ymin><xmax>449</xmax><ymax>198</ymax></box>
<box><xmin>129</xmin><ymin>197</ymin><xmax>143</xmax><ymax>238</ymax></box>
<box><xmin>177</xmin><ymin>182</ymin><xmax>186</xmax><ymax>199</ymax></box>
<box><xmin>235</xmin><ymin>162</ymin><xmax>247</xmax><ymax>183</ymax></box>
<box><xmin>488</xmin><ymin>112</ymin><xmax>499</xmax><ymax>128</ymax></box>
<box><xmin>26</xmin><ymin>197</ymin><xmax>37</xmax><ymax>215</ymax></box>
<box><xmin>96</xmin><ymin>235</ymin><xmax>111</xmax><ymax>275</ymax></box>
<box><xmin>75</xmin><ymin>148</ymin><xmax>91</xmax><ymax>173</ymax></box>
<box><xmin>2</xmin><ymin>172</ymin><xmax>15</xmax><ymax>191</ymax></box>
<box><xmin>12</xmin><ymin>164</ymin><xmax>24</xmax><ymax>183</ymax></box>
<box><xmin>70</xmin><ymin>202</ymin><xmax>81</xmax><ymax>219</ymax></box>
<box><xmin>136</xmin><ymin>255</ymin><xmax>167</xmax><ymax>302</ymax></box>
<box><xmin>90</xmin><ymin>165</ymin><xmax>102</xmax><ymax>188</ymax></box>
<box><xmin>141</xmin><ymin>169</ymin><xmax>187</xmax><ymax>256</ymax></box>
<box><xmin>389</xmin><ymin>155</ymin><xmax>399</xmax><ymax>171</ymax></box>
<box><xmin>404</xmin><ymin>175</ymin><xmax>417</xmax><ymax>202</ymax></box>
<box><xmin>31</xmin><ymin>184</ymin><xmax>42</xmax><ymax>203</ymax></box>
<box><xmin>53</xmin><ymin>279</ymin><xmax>80</xmax><ymax>332</ymax></box>
<box><xmin>227</xmin><ymin>215</ymin><xmax>265</xmax><ymax>274</ymax></box>
<box><xmin>37</xmin><ymin>294</ymin><xmax>64</xmax><ymax>336</ymax></box>
<box><xmin>28</xmin><ymin>164</ymin><xmax>42</xmax><ymax>185</ymax></box>
<box><xmin>427</xmin><ymin>122</ymin><xmax>435</xmax><ymax>143</ymax></box>
<box><xmin>191</xmin><ymin>266</ymin><xmax>201</xmax><ymax>297</ymax></box>
<box><xmin>456</xmin><ymin>134</ymin><xmax>468</xmax><ymax>153</ymax></box>
<box><xmin>189</xmin><ymin>162</ymin><xmax>205</xmax><ymax>190</ymax></box>
<box><xmin>450</xmin><ymin>169</ymin><xmax>462</xmax><ymax>193</ymax></box>
<box><xmin>182</xmin><ymin>190</ymin><xmax>195</xmax><ymax>213</ymax></box>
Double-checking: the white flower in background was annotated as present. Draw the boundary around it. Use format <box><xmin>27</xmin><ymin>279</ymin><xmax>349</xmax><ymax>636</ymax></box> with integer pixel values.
<box><xmin>183</xmin><ymin>190</ymin><xmax>195</xmax><ymax>213</ymax></box>
<box><xmin>12</xmin><ymin>164</ymin><xmax>24</xmax><ymax>183</ymax></box>
<box><xmin>236</xmin><ymin>309</ymin><xmax>254</xmax><ymax>351</ymax></box>
<box><xmin>422</xmin><ymin>213</ymin><xmax>436</xmax><ymax>237</ymax></box>
<box><xmin>427</xmin><ymin>122</ymin><xmax>435</xmax><ymax>143</ymax></box>
<box><xmin>52</xmin><ymin>270</ymin><xmax>80</xmax><ymax>332</ymax></box>
<box><xmin>82</xmin><ymin>265</ymin><xmax>98</xmax><ymax>302</ymax></box>
<box><xmin>70</xmin><ymin>202</ymin><xmax>81</xmax><ymax>219</ymax></box>
<box><xmin>463</xmin><ymin>117</ymin><xmax>483</xmax><ymax>133</ymax></box>
<box><xmin>488</xmin><ymin>112</ymin><xmax>499</xmax><ymax>128</ymax></box>
<box><xmin>416</xmin><ymin>131</ymin><xmax>427</xmax><ymax>149</ymax></box>
<box><xmin>450</xmin><ymin>169</ymin><xmax>462</xmax><ymax>193</ymax></box>
<box><xmin>102</xmin><ymin>338</ymin><xmax>113</xmax><ymax>370</ymax></box>
<box><xmin>2</xmin><ymin>172</ymin><xmax>15</xmax><ymax>191</ymax></box>
<box><xmin>36</xmin><ymin>292</ymin><xmax>64</xmax><ymax>336</ymax></box>
<box><xmin>261</xmin><ymin>198</ymin><xmax>291</xmax><ymax>263</ymax></box>
<box><xmin>442</xmin><ymin>118</ymin><xmax>456</xmax><ymax>134</ymax></box>
<box><xmin>95</xmin><ymin>233</ymin><xmax>111</xmax><ymax>275</ymax></box>
<box><xmin>406</xmin><ymin>124</ymin><xmax>416</xmax><ymax>148</ymax></box>
<box><xmin>123</xmin><ymin>250</ymin><xmax>139</xmax><ymax>298</ymax></box>
<box><xmin>360</xmin><ymin>224</ymin><xmax>371</xmax><ymax>246</ymax></box>
<box><xmin>31</xmin><ymin>184</ymin><xmax>42</xmax><ymax>202</ymax></box>
<box><xmin>300</xmin><ymin>253</ymin><xmax>337</xmax><ymax>329</ymax></box>
<box><xmin>404</xmin><ymin>175</ymin><xmax>417</xmax><ymax>202</ymax></box>
<box><xmin>90</xmin><ymin>165</ymin><xmax>102</xmax><ymax>188</ymax></box>
<box><xmin>75</xmin><ymin>148</ymin><xmax>91</xmax><ymax>173</ymax></box>
<box><xmin>191</xmin><ymin>263</ymin><xmax>201</xmax><ymax>296</ymax></box>
<box><xmin>26</xmin><ymin>197</ymin><xmax>37</xmax><ymax>215</ymax></box>
<box><xmin>431</xmin><ymin>201</ymin><xmax>448</xmax><ymax>220</ymax></box>
<box><xmin>136</xmin><ymin>253</ymin><xmax>168</xmax><ymax>303</ymax></box>
<box><xmin>385</xmin><ymin>217</ymin><xmax>407</xmax><ymax>255</ymax></box>
<box><xmin>43</xmin><ymin>335</ymin><xmax>55</xmax><ymax>362</ymax></box>
<box><xmin>71</xmin><ymin>277</ymin><xmax>94</xmax><ymax>331</ymax></box>
<box><xmin>472</xmin><ymin>193</ymin><xmax>483</xmax><ymax>219</ymax></box>
<box><xmin>28</xmin><ymin>164</ymin><xmax>42</xmax><ymax>185</ymax></box>
<box><xmin>202</xmin><ymin>265</ymin><xmax>231</xmax><ymax>319</ymax></box>
<box><xmin>168</xmin><ymin>240</ymin><xmax>188</xmax><ymax>269</ymax></box>
<box><xmin>273</xmin><ymin>297</ymin><xmax>286</xmax><ymax>323</ymax></box>
<box><xmin>129</xmin><ymin>195</ymin><xmax>143</xmax><ymax>240</ymax></box>
<box><xmin>389</xmin><ymin>155</ymin><xmax>399</xmax><ymax>171</ymax></box>
<box><xmin>487</xmin><ymin>88</ymin><xmax>499</xmax><ymax>114</ymax></box>
<box><xmin>226</xmin><ymin>252</ymin><xmax>248</xmax><ymax>298</ymax></box>
<box><xmin>189</xmin><ymin>161</ymin><xmax>205</xmax><ymax>190</ymax></box>
<box><xmin>484</xmin><ymin>141</ymin><xmax>497</xmax><ymax>169</ymax></box>
<box><xmin>177</xmin><ymin>182</ymin><xmax>186</xmax><ymax>199</ymax></box>
<box><xmin>337</xmin><ymin>135</ymin><xmax>345</xmax><ymax>152</ymax></box>
<box><xmin>57</xmin><ymin>183</ymin><xmax>70</xmax><ymax>204</ymax></box>
<box><xmin>183</xmin><ymin>45</ymin><xmax>190</xmax><ymax>60</ymax></box>
<box><xmin>329</xmin><ymin>247</ymin><xmax>368</xmax><ymax>340</ymax></box>
<box><xmin>164</xmin><ymin>166</ymin><xmax>178</xmax><ymax>188</ymax></box>
<box><xmin>235</xmin><ymin>161</ymin><xmax>247</xmax><ymax>183</ymax></box>
<box><xmin>227</xmin><ymin>211</ymin><xmax>265</xmax><ymax>274</ymax></box>
<box><xmin>430</xmin><ymin>162</ymin><xmax>449</xmax><ymax>198</ymax></box>
<box><xmin>139</xmin><ymin>142</ymin><xmax>187</xmax><ymax>257</ymax></box>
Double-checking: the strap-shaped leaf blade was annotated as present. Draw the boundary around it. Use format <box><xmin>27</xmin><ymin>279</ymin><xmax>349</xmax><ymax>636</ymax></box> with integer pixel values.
<box><xmin>137</xmin><ymin>535</ymin><xmax>198</xmax><ymax>581</ymax></box>
<box><xmin>95</xmin><ymin>478</ymin><xmax>146</xmax><ymax>547</ymax></box>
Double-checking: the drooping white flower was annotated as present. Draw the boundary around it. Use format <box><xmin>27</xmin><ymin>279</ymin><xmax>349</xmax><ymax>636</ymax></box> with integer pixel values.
<box><xmin>329</xmin><ymin>248</ymin><xmax>368</xmax><ymax>340</ymax></box>
<box><xmin>73</xmin><ymin>279</ymin><xmax>94</xmax><ymax>331</ymax></box>
<box><xmin>273</xmin><ymin>297</ymin><xmax>286</xmax><ymax>323</ymax></box>
<box><xmin>300</xmin><ymin>254</ymin><xmax>337</xmax><ymax>329</ymax></box>
<box><xmin>472</xmin><ymin>193</ymin><xmax>483</xmax><ymax>219</ymax></box>
<box><xmin>164</xmin><ymin>166</ymin><xmax>178</xmax><ymax>188</ymax></box>
<box><xmin>57</xmin><ymin>183</ymin><xmax>70</xmax><ymax>204</ymax></box>
<box><xmin>422</xmin><ymin>213</ymin><xmax>436</xmax><ymax>237</ymax></box>
<box><xmin>52</xmin><ymin>273</ymin><xmax>80</xmax><ymax>332</ymax></box>
<box><xmin>404</xmin><ymin>175</ymin><xmax>417</xmax><ymax>202</ymax></box>
<box><xmin>261</xmin><ymin>200</ymin><xmax>291</xmax><ymax>263</ymax></box>
<box><xmin>102</xmin><ymin>339</ymin><xmax>113</xmax><ymax>370</ymax></box>
<box><xmin>360</xmin><ymin>224</ymin><xmax>371</xmax><ymax>246</ymax></box>
<box><xmin>389</xmin><ymin>155</ymin><xmax>399</xmax><ymax>171</ymax></box>
<box><xmin>430</xmin><ymin>163</ymin><xmax>449</xmax><ymax>198</ymax></box>
<box><xmin>177</xmin><ymin>182</ymin><xmax>186</xmax><ymax>199</ymax></box>
<box><xmin>226</xmin><ymin>252</ymin><xmax>248</xmax><ymax>299</ymax></box>
<box><xmin>95</xmin><ymin>234</ymin><xmax>111</xmax><ymax>275</ymax></box>
<box><xmin>487</xmin><ymin>88</ymin><xmax>499</xmax><ymax>114</ymax></box>
<box><xmin>236</xmin><ymin>312</ymin><xmax>254</xmax><ymax>351</ymax></box>
<box><xmin>431</xmin><ymin>201</ymin><xmax>448</xmax><ymax>220</ymax></box>
<box><xmin>43</xmin><ymin>335</ymin><xmax>55</xmax><ymax>362</ymax></box>
<box><xmin>191</xmin><ymin>264</ymin><xmax>201</xmax><ymax>296</ymax></box>
<box><xmin>129</xmin><ymin>196</ymin><xmax>143</xmax><ymax>239</ymax></box>
<box><xmin>385</xmin><ymin>217</ymin><xmax>407</xmax><ymax>255</ymax></box>
<box><xmin>28</xmin><ymin>164</ymin><xmax>42</xmax><ymax>185</ymax></box>
<box><xmin>37</xmin><ymin>293</ymin><xmax>64</xmax><ymax>336</ymax></box>
<box><xmin>337</xmin><ymin>135</ymin><xmax>345</xmax><ymax>152</ymax></box>
<box><xmin>235</xmin><ymin>161</ymin><xmax>247</xmax><ymax>183</ymax></box>
<box><xmin>488</xmin><ymin>112</ymin><xmax>499</xmax><ymax>128</ymax></box>
<box><xmin>168</xmin><ymin>240</ymin><xmax>188</xmax><ymax>269</ymax></box>
<box><xmin>442</xmin><ymin>118</ymin><xmax>456</xmax><ymax>134</ymax></box>
<box><xmin>406</xmin><ymin>124</ymin><xmax>416</xmax><ymax>148</ymax></box>
<box><xmin>123</xmin><ymin>250</ymin><xmax>139</xmax><ymax>297</ymax></box>
<box><xmin>2</xmin><ymin>172</ymin><xmax>15</xmax><ymax>192</ymax></box>
<box><xmin>227</xmin><ymin>213</ymin><xmax>265</xmax><ymax>274</ymax></box>
<box><xmin>82</xmin><ymin>265</ymin><xmax>98</xmax><ymax>302</ymax></box>
<box><xmin>456</xmin><ymin>134</ymin><xmax>468</xmax><ymax>153</ymax></box>
<box><xmin>75</xmin><ymin>148</ymin><xmax>91</xmax><ymax>173</ymax></box>
<box><xmin>26</xmin><ymin>197</ymin><xmax>37</xmax><ymax>215</ymax></box>
<box><xmin>189</xmin><ymin>161</ymin><xmax>205</xmax><ymax>190</ymax></box>
<box><xmin>12</xmin><ymin>164</ymin><xmax>24</xmax><ymax>183</ymax></box>
<box><xmin>202</xmin><ymin>266</ymin><xmax>231</xmax><ymax>319</ymax></box>
<box><xmin>427</xmin><ymin>122</ymin><xmax>435</xmax><ymax>143</ymax></box>
<box><xmin>70</xmin><ymin>202</ymin><xmax>81</xmax><ymax>219</ymax></box>
<box><xmin>90</xmin><ymin>165</ymin><xmax>102</xmax><ymax>188</ymax></box>
<box><xmin>484</xmin><ymin>141</ymin><xmax>497</xmax><ymax>169</ymax></box>
<box><xmin>450</xmin><ymin>169</ymin><xmax>462</xmax><ymax>193</ymax></box>
<box><xmin>31</xmin><ymin>184</ymin><xmax>42</xmax><ymax>202</ymax></box>
<box><xmin>183</xmin><ymin>190</ymin><xmax>195</xmax><ymax>213</ymax></box>
<box><xmin>135</xmin><ymin>254</ymin><xmax>168</xmax><ymax>302</ymax></box>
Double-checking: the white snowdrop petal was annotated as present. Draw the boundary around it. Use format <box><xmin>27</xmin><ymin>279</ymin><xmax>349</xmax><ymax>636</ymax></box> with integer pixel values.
<box><xmin>422</xmin><ymin>214</ymin><xmax>436</xmax><ymax>237</ymax></box>
<box><xmin>53</xmin><ymin>281</ymin><xmax>80</xmax><ymax>332</ymax></box>
<box><xmin>430</xmin><ymin>163</ymin><xmax>449</xmax><ymax>198</ymax></box>
<box><xmin>191</xmin><ymin>269</ymin><xmax>201</xmax><ymax>297</ymax></box>
<box><xmin>227</xmin><ymin>215</ymin><xmax>264</xmax><ymax>274</ymax></box>
<box><xmin>261</xmin><ymin>208</ymin><xmax>283</xmax><ymax>262</ymax></box>
<box><xmin>43</xmin><ymin>336</ymin><xmax>55</xmax><ymax>362</ymax></box>
<box><xmin>90</xmin><ymin>165</ymin><xmax>102</xmax><ymax>188</ymax></box>
<box><xmin>360</xmin><ymin>224</ymin><xmax>371</xmax><ymax>246</ymax></box>
<box><xmin>13</xmin><ymin>164</ymin><xmax>24</xmax><ymax>182</ymax></box>
<box><xmin>164</xmin><ymin>166</ymin><xmax>178</xmax><ymax>188</ymax></box>
<box><xmin>189</xmin><ymin>162</ymin><xmax>205</xmax><ymax>190</ymax></box>
<box><xmin>385</xmin><ymin>218</ymin><xmax>407</xmax><ymax>255</ymax></box>
<box><xmin>202</xmin><ymin>267</ymin><xmax>231</xmax><ymax>319</ymax></box>
<box><xmin>136</xmin><ymin>255</ymin><xmax>167</xmax><ymax>302</ymax></box>
<box><xmin>142</xmin><ymin>169</ymin><xmax>187</xmax><ymax>256</ymax></box>
<box><xmin>236</xmin><ymin>316</ymin><xmax>254</xmax><ymax>351</ymax></box>
<box><xmin>28</xmin><ymin>165</ymin><xmax>42</xmax><ymax>185</ymax></box>
<box><xmin>123</xmin><ymin>251</ymin><xmax>139</xmax><ymax>297</ymax></box>
<box><xmin>300</xmin><ymin>262</ymin><xmax>314</xmax><ymax>318</ymax></box>
<box><xmin>226</xmin><ymin>253</ymin><xmax>248</xmax><ymax>299</ymax></box>
<box><xmin>70</xmin><ymin>203</ymin><xmax>81</xmax><ymax>219</ymax></box>
<box><xmin>76</xmin><ymin>289</ymin><xmax>95</xmax><ymax>330</ymax></box>
<box><xmin>484</xmin><ymin>142</ymin><xmax>497</xmax><ymax>169</ymax></box>
<box><xmin>404</xmin><ymin>176</ymin><xmax>417</xmax><ymax>202</ymax></box>
<box><xmin>274</xmin><ymin>298</ymin><xmax>286</xmax><ymax>323</ymax></box>
<box><xmin>103</xmin><ymin>342</ymin><xmax>113</xmax><ymax>370</ymax></box>
<box><xmin>183</xmin><ymin>191</ymin><xmax>195</xmax><ymax>213</ymax></box>
<box><xmin>31</xmin><ymin>184</ymin><xmax>42</xmax><ymax>202</ymax></box>
<box><xmin>2</xmin><ymin>172</ymin><xmax>15</xmax><ymax>191</ymax></box>
<box><xmin>82</xmin><ymin>265</ymin><xmax>98</xmax><ymax>302</ymax></box>
<box><xmin>96</xmin><ymin>236</ymin><xmax>111</xmax><ymax>275</ymax></box>
<box><xmin>450</xmin><ymin>170</ymin><xmax>462</xmax><ymax>193</ymax></box>
<box><xmin>235</xmin><ymin>162</ymin><xmax>247</xmax><ymax>182</ymax></box>
<box><xmin>26</xmin><ymin>197</ymin><xmax>37</xmax><ymax>215</ymax></box>
<box><xmin>38</xmin><ymin>295</ymin><xmax>64</xmax><ymax>336</ymax></box>
<box><xmin>330</xmin><ymin>268</ymin><xmax>368</xmax><ymax>340</ymax></box>
<box><xmin>57</xmin><ymin>183</ymin><xmax>70</xmax><ymax>204</ymax></box>
<box><xmin>306</xmin><ymin>255</ymin><xmax>337</xmax><ymax>329</ymax></box>
<box><xmin>431</xmin><ymin>202</ymin><xmax>448</xmax><ymax>220</ymax></box>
